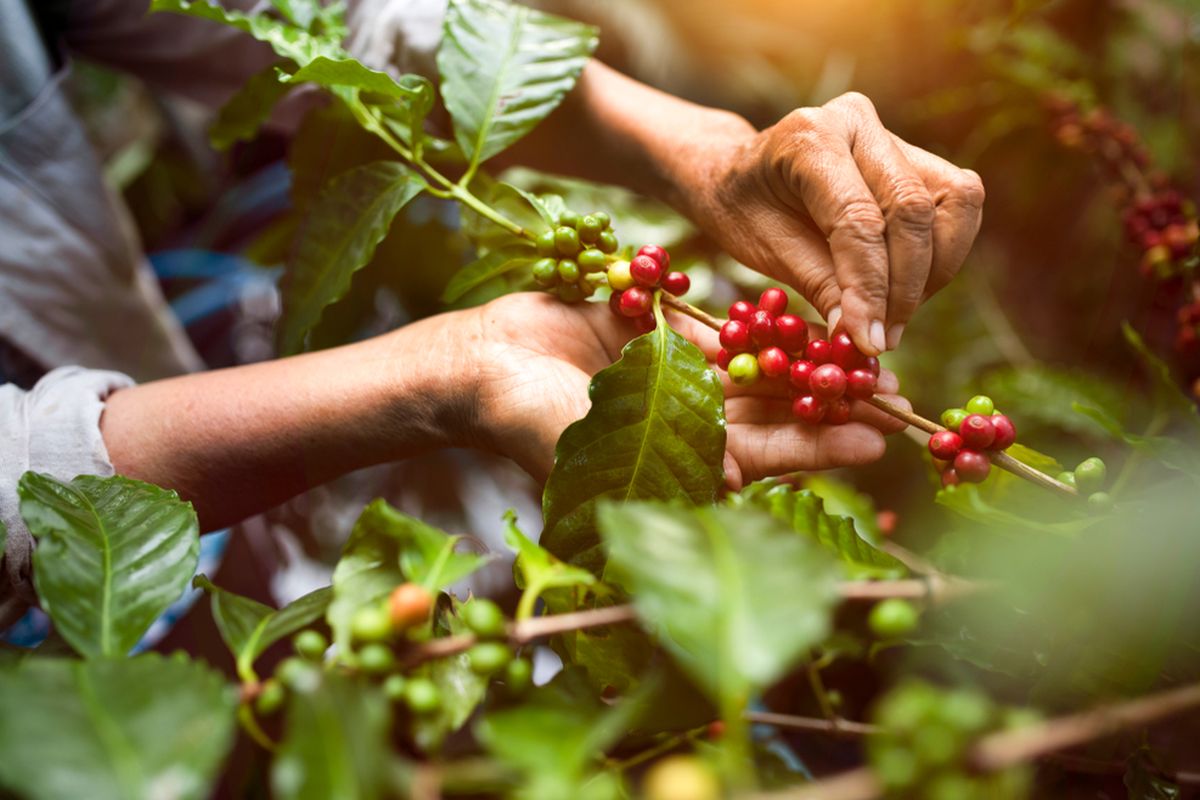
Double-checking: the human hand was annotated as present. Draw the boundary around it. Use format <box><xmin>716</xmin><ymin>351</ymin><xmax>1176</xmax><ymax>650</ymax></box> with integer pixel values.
<box><xmin>679</xmin><ymin>92</ymin><xmax>985</xmax><ymax>356</ymax></box>
<box><xmin>460</xmin><ymin>292</ymin><xmax>910</xmax><ymax>486</ymax></box>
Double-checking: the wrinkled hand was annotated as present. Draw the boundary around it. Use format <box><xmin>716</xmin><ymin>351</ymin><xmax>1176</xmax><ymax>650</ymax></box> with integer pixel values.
<box><xmin>684</xmin><ymin>92</ymin><xmax>985</xmax><ymax>356</ymax></box>
<box><xmin>462</xmin><ymin>293</ymin><xmax>909</xmax><ymax>486</ymax></box>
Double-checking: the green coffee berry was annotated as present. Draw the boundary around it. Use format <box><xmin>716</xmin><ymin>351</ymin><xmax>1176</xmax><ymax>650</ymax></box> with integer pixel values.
<box><xmin>596</xmin><ymin>230</ymin><xmax>619</xmax><ymax>254</ymax></box>
<box><xmin>579</xmin><ymin>215</ymin><xmax>603</xmax><ymax>243</ymax></box>
<box><xmin>276</xmin><ymin>657</ymin><xmax>318</xmax><ymax>692</ymax></box>
<box><xmin>383</xmin><ymin>674</ymin><xmax>408</xmax><ymax>701</ymax></box>
<box><xmin>557</xmin><ymin>259</ymin><xmax>580</xmax><ymax>283</ymax></box>
<box><xmin>255</xmin><ymin>679</ymin><xmax>286</xmax><ymax>715</ymax></box>
<box><xmin>535</xmin><ymin>229</ymin><xmax>557</xmax><ymax>257</ymax></box>
<box><xmin>868</xmin><ymin>598</ymin><xmax>920</xmax><ymax>638</ymax></box>
<box><xmin>504</xmin><ymin>658</ymin><xmax>533</xmax><ymax>695</ymax></box>
<box><xmin>358</xmin><ymin>643</ymin><xmax>395</xmax><ymax>674</ymax></box>
<box><xmin>1057</xmin><ymin>471</ymin><xmax>1077</xmax><ymax>488</ymax></box>
<box><xmin>351</xmin><ymin>605</ymin><xmax>392</xmax><ymax>643</ymax></box>
<box><xmin>462</xmin><ymin>599</ymin><xmax>507</xmax><ymax>639</ymax></box>
<box><xmin>727</xmin><ymin>352</ymin><xmax>761</xmax><ymax>386</ymax></box>
<box><xmin>467</xmin><ymin>642</ymin><xmax>512</xmax><ymax>675</ymax></box>
<box><xmin>578</xmin><ymin>248</ymin><xmax>607</xmax><ymax>272</ymax></box>
<box><xmin>294</xmin><ymin>629</ymin><xmax>327</xmax><ymax>661</ymax></box>
<box><xmin>940</xmin><ymin>408</ymin><xmax>969</xmax><ymax>430</ymax></box>
<box><xmin>532</xmin><ymin>257</ymin><xmax>559</xmax><ymax>286</ymax></box>
<box><xmin>1087</xmin><ymin>491</ymin><xmax>1113</xmax><ymax>511</ymax></box>
<box><xmin>554</xmin><ymin>226</ymin><xmax>581</xmax><ymax>255</ymax></box>
<box><xmin>1075</xmin><ymin>457</ymin><xmax>1107</xmax><ymax>493</ymax></box>
<box><xmin>557</xmin><ymin>211</ymin><xmax>580</xmax><ymax>228</ymax></box>
<box><xmin>592</xmin><ymin>211</ymin><xmax>611</xmax><ymax>229</ymax></box>
<box><xmin>404</xmin><ymin>677</ymin><xmax>442</xmax><ymax>715</ymax></box>
<box><xmin>965</xmin><ymin>395</ymin><xmax>994</xmax><ymax>416</ymax></box>
<box><xmin>558</xmin><ymin>283</ymin><xmax>584</xmax><ymax>303</ymax></box>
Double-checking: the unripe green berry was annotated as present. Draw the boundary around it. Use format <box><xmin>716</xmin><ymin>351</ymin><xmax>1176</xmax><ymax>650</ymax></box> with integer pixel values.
<box><xmin>351</xmin><ymin>605</ymin><xmax>392</xmax><ymax>643</ymax></box>
<box><xmin>558</xmin><ymin>283</ymin><xmax>584</xmax><ymax>303</ymax></box>
<box><xmin>727</xmin><ymin>352</ymin><xmax>761</xmax><ymax>386</ymax></box>
<box><xmin>358</xmin><ymin>643</ymin><xmax>395</xmax><ymax>674</ymax></box>
<box><xmin>557</xmin><ymin>211</ymin><xmax>580</xmax><ymax>228</ymax></box>
<box><xmin>912</xmin><ymin>724</ymin><xmax>960</xmax><ymax>766</ymax></box>
<box><xmin>554</xmin><ymin>226</ymin><xmax>580</xmax><ymax>255</ymax></box>
<box><xmin>535</xmin><ymin>229</ymin><xmax>557</xmax><ymax>257</ymax></box>
<box><xmin>462</xmin><ymin>599</ymin><xmax>507</xmax><ymax>639</ymax></box>
<box><xmin>868</xmin><ymin>598</ymin><xmax>920</xmax><ymax>638</ymax></box>
<box><xmin>255</xmin><ymin>679</ymin><xmax>286</xmax><ymax>715</ymax></box>
<box><xmin>965</xmin><ymin>394</ymin><xmax>995</xmax><ymax>416</ymax></box>
<box><xmin>383</xmin><ymin>674</ymin><xmax>408</xmax><ymax>701</ymax></box>
<box><xmin>1087</xmin><ymin>491</ymin><xmax>1113</xmax><ymax>511</ymax></box>
<box><xmin>276</xmin><ymin>657</ymin><xmax>318</xmax><ymax>692</ymax></box>
<box><xmin>940</xmin><ymin>408</ymin><xmax>969</xmax><ymax>430</ymax></box>
<box><xmin>872</xmin><ymin>746</ymin><xmax>919</xmax><ymax>791</ymax></box>
<box><xmin>1057</xmin><ymin>471</ymin><xmax>1077</xmax><ymax>488</ymax></box>
<box><xmin>578</xmin><ymin>248</ymin><xmax>607</xmax><ymax>272</ymax></box>
<box><xmin>1075</xmin><ymin>457</ymin><xmax>1107</xmax><ymax>493</ymax></box>
<box><xmin>579</xmin><ymin>215</ymin><xmax>604</xmax><ymax>243</ymax></box>
<box><xmin>607</xmin><ymin>260</ymin><xmax>635</xmax><ymax>291</ymax></box>
<box><xmin>557</xmin><ymin>259</ymin><xmax>580</xmax><ymax>282</ymax></box>
<box><xmin>404</xmin><ymin>677</ymin><xmax>442</xmax><ymax>715</ymax></box>
<box><xmin>592</xmin><ymin>211</ymin><xmax>611</xmax><ymax>229</ymax></box>
<box><xmin>532</xmin><ymin>257</ymin><xmax>559</xmax><ymax>286</ymax></box>
<box><xmin>294</xmin><ymin>629</ymin><xmax>327</xmax><ymax>661</ymax></box>
<box><xmin>504</xmin><ymin>658</ymin><xmax>533</xmax><ymax>695</ymax></box>
<box><xmin>596</xmin><ymin>230</ymin><xmax>619</xmax><ymax>254</ymax></box>
<box><xmin>940</xmin><ymin>690</ymin><xmax>993</xmax><ymax>734</ymax></box>
<box><xmin>468</xmin><ymin>642</ymin><xmax>512</xmax><ymax>675</ymax></box>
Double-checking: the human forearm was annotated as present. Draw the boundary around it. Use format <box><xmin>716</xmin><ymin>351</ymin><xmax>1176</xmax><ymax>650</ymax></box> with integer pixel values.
<box><xmin>100</xmin><ymin>312</ymin><xmax>478</xmax><ymax>530</ymax></box>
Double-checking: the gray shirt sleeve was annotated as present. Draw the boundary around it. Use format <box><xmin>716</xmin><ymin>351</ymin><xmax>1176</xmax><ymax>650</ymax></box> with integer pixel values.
<box><xmin>0</xmin><ymin>367</ymin><xmax>134</xmax><ymax>627</ymax></box>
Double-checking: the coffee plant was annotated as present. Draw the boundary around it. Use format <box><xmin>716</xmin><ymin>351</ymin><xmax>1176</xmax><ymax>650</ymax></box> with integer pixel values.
<box><xmin>3</xmin><ymin>1</ymin><xmax>1200</xmax><ymax>799</ymax></box>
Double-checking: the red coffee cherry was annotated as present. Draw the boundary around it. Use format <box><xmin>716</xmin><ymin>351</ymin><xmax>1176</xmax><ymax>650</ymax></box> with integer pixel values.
<box><xmin>959</xmin><ymin>414</ymin><xmax>997</xmax><ymax>450</ymax></box>
<box><xmin>661</xmin><ymin>271</ymin><xmax>690</xmax><ymax>296</ymax></box>
<box><xmin>749</xmin><ymin>310</ymin><xmax>776</xmax><ymax>347</ymax></box>
<box><xmin>990</xmin><ymin>414</ymin><xmax>1017</xmax><ymax>450</ymax></box>
<box><xmin>635</xmin><ymin>313</ymin><xmax>657</xmax><ymax>333</ymax></box>
<box><xmin>619</xmin><ymin>286</ymin><xmax>653</xmax><ymax>317</ymax></box>
<box><xmin>608</xmin><ymin>290</ymin><xmax>624</xmax><ymax>316</ymax></box>
<box><xmin>809</xmin><ymin>363</ymin><xmax>848</xmax><ymax>400</ymax></box>
<box><xmin>789</xmin><ymin>359</ymin><xmax>816</xmax><ymax>392</ymax></box>
<box><xmin>792</xmin><ymin>395</ymin><xmax>826</xmax><ymax>424</ymax></box>
<box><xmin>758</xmin><ymin>287</ymin><xmax>788</xmax><ymax>316</ymax></box>
<box><xmin>729</xmin><ymin>300</ymin><xmax>756</xmax><ymax>323</ymax></box>
<box><xmin>716</xmin><ymin>348</ymin><xmax>733</xmax><ymax>370</ymax></box>
<box><xmin>805</xmin><ymin>338</ymin><xmax>832</xmax><ymax>365</ymax></box>
<box><xmin>775</xmin><ymin>314</ymin><xmax>809</xmax><ymax>354</ymax></box>
<box><xmin>758</xmin><ymin>346</ymin><xmax>790</xmax><ymax>378</ymax></box>
<box><xmin>636</xmin><ymin>244</ymin><xmax>670</xmax><ymax>269</ymax></box>
<box><xmin>830</xmin><ymin>331</ymin><xmax>863</xmax><ymax>370</ymax></box>
<box><xmin>846</xmin><ymin>369</ymin><xmax>877</xmax><ymax>400</ymax></box>
<box><xmin>928</xmin><ymin>431</ymin><xmax>964</xmax><ymax>460</ymax></box>
<box><xmin>953</xmin><ymin>449</ymin><xmax>991</xmax><ymax>483</ymax></box>
<box><xmin>862</xmin><ymin>356</ymin><xmax>881</xmax><ymax>377</ymax></box>
<box><xmin>941</xmin><ymin>468</ymin><xmax>961</xmax><ymax>488</ymax></box>
<box><xmin>630</xmin><ymin>255</ymin><xmax>663</xmax><ymax>287</ymax></box>
<box><xmin>825</xmin><ymin>397</ymin><xmax>852</xmax><ymax>425</ymax></box>
<box><xmin>719</xmin><ymin>320</ymin><xmax>751</xmax><ymax>352</ymax></box>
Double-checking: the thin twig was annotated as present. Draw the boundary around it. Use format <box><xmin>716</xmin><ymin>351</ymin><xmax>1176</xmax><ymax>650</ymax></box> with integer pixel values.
<box><xmin>745</xmin><ymin>710</ymin><xmax>879</xmax><ymax>737</ymax></box>
<box><xmin>662</xmin><ymin>294</ymin><xmax>725</xmax><ymax>330</ymax></box>
<box><xmin>750</xmin><ymin>680</ymin><xmax>1200</xmax><ymax>800</ymax></box>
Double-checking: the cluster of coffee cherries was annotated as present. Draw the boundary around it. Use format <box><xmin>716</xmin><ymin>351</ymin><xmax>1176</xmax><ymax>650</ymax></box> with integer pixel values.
<box><xmin>715</xmin><ymin>288</ymin><xmax>879</xmax><ymax>425</ymax></box>
<box><xmin>532</xmin><ymin>211</ymin><xmax>619</xmax><ymax>302</ymax></box>
<box><xmin>1046</xmin><ymin>97</ymin><xmax>1150</xmax><ymax>171</ymax></box>
<box><xmin>251</xmin><ymin>584</ymin><xmax>530</xmax><ymax>719</ymax></box>
<box><xmin>606</xmin><ymin>244</ymin><xmax>691</xmax><ymax>331</ymax></box>
<box><xmin>869</xmin><ymin>681</ymin><xmax>1036</xmax><ymax>800</ymax></box>
<box><xmin>1057</xmin><ymin>456</ymin><xmax>1112</xmax><ymax>509</ymax></box>
<box><xmin>928</xmin><ymin>395</ymin><xmax>1017</xmax><ymax>486</ymax></box>
<box><xmin>1177</xmin><ymin>299</ymin><xmax>1200</xmax><ymax>353</ymax></box>
<box><xmin>1122</xmin><ymin>189</ymin><xmax>1199</xmax><ymax>281</ymax></box>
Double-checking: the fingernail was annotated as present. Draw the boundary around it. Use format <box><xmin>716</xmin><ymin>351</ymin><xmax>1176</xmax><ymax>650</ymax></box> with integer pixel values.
<box><xmin>886</xmin><ymin>323</ymin><xmax>905</xmax><ymax>350</ymax></box>
<box><xmin>869</xmin><ymin>320</ymin><xmax>886</xmax><ymax>353</ymax></box>
<box><xmin>827</xmin><ymin>306</ymin><xmax>843</xmax><ymax>332</ymax></box>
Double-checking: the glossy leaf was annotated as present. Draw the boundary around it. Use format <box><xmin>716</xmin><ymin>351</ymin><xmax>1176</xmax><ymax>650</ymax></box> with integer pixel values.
<box><xmin>193</xmin><ymin>576</ymin><xmax>331</xmax><ymax>682</ymax></box>
<box><xmin>151</xmin><ymin>0</ymin><xmax>344</xmax><ymax>66</ymax></box>
<box><xmin>272</xmin><ymin>673</ymin><xmax>395</xmax><ymax>800</ymax></box>
<box><xmin>327</xmin><ymin>500</ymin><xmax>490</xmax><ymax>654</ymax></box>
<box><xmin>981</xmin><ymin>363</ymin><xmax>1133</xmax><ymax>438</ymax></box>
<box><xmin>541</xmin><ymin>324</ymin><xmax>726</xmax><ymax>573</ymax></box>
<box><xmin>210</xmin><ymin>62</ymin><xmax>295</xmax><ymax>150</ymax></box>
<box><xmin>504</xmin><ymin>511</ymin><xmax>595</xmax><ymax>618</ymax></box>
<box><xmin>438</xmin><ymin>0</ymin><xmax>598</xmax><ymax>171</ymax></box>
<box><xmin>599</xmin><ymin>502</ymin><xmax>839</xmax><ymax>701</ymax></box>
<box><xmin>441</xmin><ymin>246</ymin><xmax>536</xmax><ymax>304</ymax></box>
<box><xmin>268</xmin><ymin>0</ymin><xmax>320</xmax><ymax>30</ymax></box>
<box><xmin>19</xmin><ymin>473</ymin><xmax>199</xmax><ymax>659</ymax></box>
<box><xmin>409</xmin><ymin>597</ymin><xmax>490</xmax><ymax>752</ymax></box>
<box><xmin>936</xmin><ymin>484</ymin><xmax>1103</xmax><ymax>535</ymax></box>
<box><xmin>729</xmin><ymin>481</ymin><xmax>905</xmax><ymax>579</ymax></box>
<box><xmin>286</xmin><ymin>57</ymin><xmax>433</xmax><ymax>104</ymax></box>
<box><xmin>0</xmin><ymin>654</ymin><xmax>236</xmax><ymax>800</ymax></box>
<box><xmin>279</xmin><ymin>161</ymin><xmax>425</xmax><ymax>354</ymax></box>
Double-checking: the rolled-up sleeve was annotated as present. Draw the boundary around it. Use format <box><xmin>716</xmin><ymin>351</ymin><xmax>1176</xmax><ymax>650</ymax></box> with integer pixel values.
<box><xmin>0</xmin><ymin>368</ymin><xmax>134</xmax><ymax>625</ymax></box>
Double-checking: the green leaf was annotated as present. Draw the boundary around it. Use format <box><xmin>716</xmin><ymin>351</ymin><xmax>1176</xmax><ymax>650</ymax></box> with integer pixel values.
<box><xmin>599</xmin><ymin>502</ymin><xmax>839</xmax><ymax>702</ymax></box>
<box><xmin>19</xmin><ymin>473</ymin><xmax>199</xmax><ymax>659</ymax></box>
<box><xmin>441</xmin><ymin>246</ymin><xmax>536</xmax><ymax>303</ymax></box>
<box><xmin>209</xmin><ymin>62</ymin><xmax>295</xmax><ymax>150</ymax></box>
<box><xmin>409</xmin><ymin>597</ymin><xmax>490</xmax><ymax>752</ymax></box>
<box><xmin>193</xmin><ymin>576</ymin><xmax>331</xmax><ymax>682</ymax></box>
<box><xmin>0</xmin><ymin>654</ymin><xmax>237</xmax><ymax>800</ymax></box>
<box><xmin>268</xmin><ymin>0</ymin><xmax>320</xmax><ymax>29</ymax></box>
<box><xmin>272</xmin><ymin>672</ymin><xmax>396</xmax><ymax>800</ymax></box>
<box><xmin>935</xmin><ymin>484</ymin><xmax>1100</xmax><ymax>536</ymax></box>
<box><xmin>279</xmin><ymin>161</ymin><xmax>425</xmax><ymax>354</ymax></box>
<box><xmin>541</xmin><ymin>325</ymin><xmax>727</xmax><ymax>573</ymax></box>
<box><xmin>476</xmin><ymin>667</ymin><xmax>637</xmax><ymax>800</ymax></box>
<box><xmin>1123</xmin><ymin>322</ymin><xmax>1200</xmax><ymax>433</ymax></box>
<box><xmin>980</xmin><ymin>363</ymin><xmax>1134</xmax><ymax>438</ymax></box>
<box><xmin>438</xmin><ymin>0</ymin><xmax>598</xmax><ymax>171</ymax></box>
<box><xmin>458</xmin><ymin>179</ymin><xmax>550</xmax><ymax>251</ymax></box>
<box><xmin>285</xmin><ymin>57</ymin><xmax>433</xmax><ymax>103</ymax></box>
<box><xmin>504</xmin><ymin>511</ymin><xmax>595</xmax><ymax>618</ymax></box>
<box><xmin>150</xmin><ymin>0</ymin><xmax>344</xmax><ymax>66</ymax></box>
<box><xmin>728</xmin><ymin>481</ymin><xmax>905</xmax><ymax>579</ymax></box>
<box><xmin>327</xmin><ymin>500</ymin><xmax>490</xmax><ymax>654</ymax></box>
